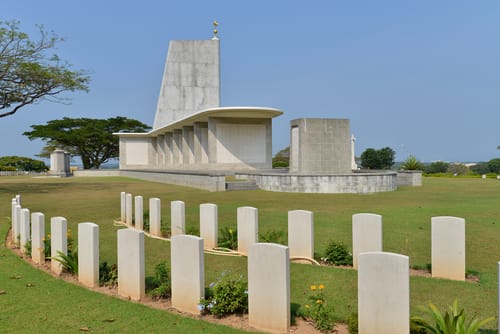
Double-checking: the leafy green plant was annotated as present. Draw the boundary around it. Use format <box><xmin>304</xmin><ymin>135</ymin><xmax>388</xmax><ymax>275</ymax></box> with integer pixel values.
<box><xmin>401</xmin><ymin>155</ymin><xmax>424</xmax><ymax>171</ymax></box>
<box><xmin>145</xmin><ymin>262</ymin><xmax>171</xmax><ymax>300</ymax></box>
<box><xmin>300</xmin><ymin>284</ymin><xmax>335</xmax><ymax>332</ymax></box>
<box><xmin>99</xmin><ymin>261</ymin><xmax>118</xmax><ymax>287</ymax></box>
<box><xmin>347</xmin><ymin>312</ymin><xmax>358</xmax><ymax>334</ymax></box>
<box><xmin>24</xmin><ymin>239</ymin><xmax>32</xmax><ymax>256</ymax></box>
<box><xmin>44</xmin><ymin>234</ymin><xmax>51</xmax><ymax>258</ymax></box>
<box><xmin>322</xmin><ymin>241</ymin><xmax>352</xmax><ymax>266</ymax></box>
<box><xmin>199</xmin><ymin>271</ymin><xmax>248</xmax><ymax>317</ymax></box>
<box><xmin>52</xmin><ymin>248</ymin><xmax>78</xmax><ymax>274</ymax></box>
<box><xmin>143</xmin><ymin>209</ymin><xmax>150</xmax><ymax>231</ymax></box>
<box><xmin>410</xmin><ymin>300</ymin><xmax>494</xmax><ymax>334</ymax></box>
<box><xmin>259</xmin><ymin>229</ymin><xmax>286</xmax><ymax>244</ymax></box>
<box><xmin>218</xmin><ymin>227</ymin><xmax>237</xmax><ymax>250</ymax></box>
<box><xmin>185</xmin><ymin>225</ymin><xmax>200</xmax><ymax>236</ymax></box>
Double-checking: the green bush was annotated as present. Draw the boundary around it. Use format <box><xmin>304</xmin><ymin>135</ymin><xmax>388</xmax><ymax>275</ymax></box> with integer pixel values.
<box><xmin>199</xmin><ymin>271</ymin><xmax>248</xmax><ymax>317</ymax></box>
<box><xmin>99</xmin><ymin>261</ymin><xmax>118</xmax><ymax>287</ymax></box>
<box><xmin>469</xmin><ymin>162</ymin><xmax>490</xmax><ymax>175</ymax></box>
<box><xmin>259</xmin><ymin>229</ymin><xmax>286</xmax><ymax>244</ymax></box>
<box><xmin>300</xmin><ymin>284</ymin><xmax>335</xmax><ymax>332</ymax></box>
<box><xmin>360</xmin><ymin>147</ymin><xmax>395</xmax><ymax>170</ymax></box>
<box><xmin>410</xmin><ymin>299</ymin><xmax>494</xmax><ymax>334</ymax></box>
<box><xmin>145</xmin><ymin>262</ymin><xmax>171</xmax><ymax>300</ymax></box>
<box><xmin>52</xmin><ymin>248</ymin><xmax>78</xmax><ymax>275</ymax></box>
<box><xmin>347</xmin><ymin>312</ymin><xmax>358</xmax><ymax>334</ymax></box>
<box><xmin>487</xmin><ymin>158</ymin><xmax>500</xmax><ymax>174</ymax></box>
<box><xmin>425</xmin><ymin>161</ymin><xmax>449</xmax><ymax>174</ymax></box>
<box><xmin>322</xmin><ymin>241</ymin><xmax>352</xmax><ymax>266</ymax></box>
<box><xmin>447</xmin><ymin>163</ymin><xmax>469</xmax><ymax>176</ymax></box>
<box><xmin>0</xmin><ymin>155</ymin><xmax>48</xmax><ymax>172</ymax></box>
<box><xmin>401</xmin><ymin>155</ymin><xmax>424</xmax><ymax>171</ymax></box>
<box><xmin>218</xmin><ymin>227</ymin><xmax>237</xmax><ymax>250</ymax></box>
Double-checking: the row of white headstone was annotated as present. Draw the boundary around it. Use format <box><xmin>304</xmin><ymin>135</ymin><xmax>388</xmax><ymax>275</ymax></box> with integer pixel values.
<box><xmin>122</xmin><ymin>192</ymin><xmax>466</xmax><ymax>280</ymax></box>
<box><xmin>10</xmin><ymin>195</ymin><xmax>99</xmax><ymax>287</ymax></box>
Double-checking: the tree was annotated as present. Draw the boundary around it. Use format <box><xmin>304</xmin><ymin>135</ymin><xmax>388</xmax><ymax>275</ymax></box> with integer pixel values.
<box><xmin>360</xmin><ymin>147</ymin><xmax>395</xmax><ymax>169</ymax></box>
<box><xmin>487</xmin><ymin>158</ymin><xmax>500</xmax><ymax>174</ymax></box>
<box><xmin>0</xmin><ymin>155</ymin><xmax>47</xmax><ymax>172</ymax></box>
<box><xmin>272</xmin><ymin>146</ymin><xmax>289</xmax><ymax>168</ymax></box>
<box><xmin>0</xmin><ymin>20</ymin><xmax>90</xmax><ymax>118</ymax></box>
<box><xmin>23</xmin><ymin>117</ymin><xmax>150</xmax><ymax>169</ymax></box>
<box><xmin>425</xmin><ymin>161</ymin><xmax>449</xmax><ymax>174</ymax></box>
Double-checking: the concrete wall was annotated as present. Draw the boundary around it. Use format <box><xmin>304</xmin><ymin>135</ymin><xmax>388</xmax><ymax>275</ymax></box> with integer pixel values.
<box><xmin>153</xmin><ymin>40</ymin><xmax>220</xmax><ymax>129</ymax></box>
<box><xmin>397</xmin><ymin>170</ymin><xmax>422</xmax><ymax>186</ymax></box>
<box><xmin>119</xmin><ymin>137</ymin><xmax>152</xmax><ymax>168</ymax></box>
<box><xmin>289</xmin><ymin>118</ymin><xmax>351</xmax><ymax>173</ymax></box>
<box><xmin>249</xmin><ymin>171</ymin><xmax>397</xmax><ymax>193</ymax></box>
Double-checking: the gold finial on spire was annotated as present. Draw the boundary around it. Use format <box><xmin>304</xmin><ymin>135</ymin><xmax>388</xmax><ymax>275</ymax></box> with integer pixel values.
<box><xmin>212</xmin><ymin>20</ymin><xmax>219</xmax><ymax>40</ymax></box>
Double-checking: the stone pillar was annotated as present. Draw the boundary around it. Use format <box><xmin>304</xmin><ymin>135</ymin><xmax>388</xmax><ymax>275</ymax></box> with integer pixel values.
<box><xmin>149</xmin><ymin>198</ymin><xmax>161</xmax><ymax>236</ymax></box>
<box><xmin>200</xmin><ymin>203</ymin><xmax>218</xmax><ymax>249</ymax></box>
<box><xmin>50</xmin><ymin>217</ymin><xmax>68</xmax><ymax>275</ymax></box>
<box><xmin>165</xmin><ymin>132</ymin><xmax>173</xmax><ymax>166</ymax></box>
<box><xmin>171</xmin><ymin>235</ymin><xmax>204</xmax><ymax>314</ymax></box>
<box><xmin>352</xmin><ymin>213</ymin><xmax>383</xmax><ymax>269</ymax></box>
<box><xmin>288</xmin><ymin>210</ymin><xmax>314</xmax><ymax>259</ymax></box>
<box><xmin>182</xmin><ymin>126</ymin><xmax>195</xmax><ymax>165</ymax></box>
<box><xmin>157</xmin><ymin>134</ymin><xmax>165</xmax><ymax>165</ymax></box>
<box><xmin>248</xmin><ymin>243</ymin><xmax>290</xmax><ymax>333</ymax></box>
<box><xmin>194</xmin><ymin>122</ymin><xmax>209</xmax><ymax>164</ymax></box>
<box><xmin>173</xmin><ymin>130</ymin><xmax>183</xmax><ymax>165</ymax></box>
<box><xmin>431</xmin><ymin>216</ymin><xmax>465</xmax><ymax>281</ymax></box>
<box><xmin>117</xmin><ymin>229</ymin><xmax>145</xmax><ymax>301</ymax></box>
<box><xmin>351</xmin><ymin>134</ymin><xmax>358</xmax><ymax>170</ymax></box>
<box><xmin>49</xmin><ymin>149</ymin><xmax>70</xmax><ymax>176</ymax></box>
<box><xmin>120</xmin><ymin>192</ymin><xmax>126</xmax><ymax>223</ymax></box>
<box><xmin>78</xmin><ymin>223</ymin><xmax>99</xmax><ymax>288</ymax></box>
<box><xmin>134</xmin><ymin>196</ymin><xmax>143</xmax><ymax>230</ymax></box>
<box><xmin>125</xmin><ymin>193</ymin><xmax>133</xmax><ymax>226</ymax></box>
<box><xmin>171</xmin><ymin>200</ymin><xmax>185</xmax><ymax>236</ymax></box>
<box><xmin>237</xmin><ymin>206</ymin><xmax>258</xmax><ymax>254</ymax></box>
<box><xmin>358</xmin><ymin>252</ymin><xmax>409</xmax><ymax>334</ymax></box>
<box><xmin>20</xmin><ymin>208</ymin><xmax>30</xmax><ymax>254</ymax></box>
<box><xmin>31</xmin><ymin>212</ymin><xmax>45</xmax><ymax>264</ymax></box>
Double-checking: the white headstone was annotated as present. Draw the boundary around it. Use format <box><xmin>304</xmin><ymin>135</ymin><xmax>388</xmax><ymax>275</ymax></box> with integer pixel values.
<box><xmin>134</xmin><ymin>196</ymin><xmax>144</xmax><ymax>230</ymax></box>
<box><xmin>431</xmin><ymin>216</ymin><xmax>465</xmax><ymax>281</ymax></box>
<box><xmin>358</xmin><ymin>252</ymin><xmax>409</xmax><ymax>334</ymax></box>
<box><xmin>117</xmin><ymin>229</ymin><xmax>145</xmax><ymax>301</ymax></box>
<box><xmin>11</xmin><ymin>199</ymin><xmax>18</xmax><ymax>243</ymax></box>
<box><xmin>120</xmin><ymin>192</ymin><xmax>126</xmax><ymax>223</ymax></box>
<box><xmin>125</xmin><ymin>193</ymin><xmax>133</xmax><ymax>226</ymax></box>
<box><xmin>13</xmin><ymin>204</ymin><xmax>21</xmax><ymax>246</ymax></box>
<box><xmin>288</xmin><ymin>210</ymin><xmax>314</xmax><ymax>259</ymax></box>
<box><xmin>171</xmin><ymin>200</ymin><xmax>185</xmax><ymax>236</ymax></box>
<box><xmin>171</xmin><ymin>235</ymin><xmax>204</xmax><ymax>314</ymax></box>
<box><xmin>15</xmin><ymin>194</ymin><xmax>21</xmax><ymax>205</ymax></box>
<box><xmin>51</xmin><ymin>216</ymin><xmax>68</xmax><ymax>275</ymax></box>
<box><xmin>352</xmin><ymin>213</ymin><xmax>383</xmax><ymax>269</ymax></box>
<box><xmin>248</xmin><ymin>243</ymin><xmax>290</xmax><ymax>333</ymax></box>
<box><xmin>237</xmin><ymin>206</ymin><xmax>258</xmax><ymax>254</ymax></box>
<box><xmin>149</xmin><ymin>198</ymin><xmax>161</xmax><ymax>236</ymax></box>
<box><xmin>31</xmin><ymin>212</ymin><xmax>45</xmax><ymax>264</ymax></box>
<box><xmin>78</xmin><ymin>223</ymin><xmax>99</xmax><ymax>288</ymax></box>
<box><xmin>20</xmin><ymin>208</ymin><xmax>30</xmax><ymax>254</ymax></box>
<box><xmin>200</xmin><ymin>203</ymin><xmax>218</xmax><ymax>249</ymax></box>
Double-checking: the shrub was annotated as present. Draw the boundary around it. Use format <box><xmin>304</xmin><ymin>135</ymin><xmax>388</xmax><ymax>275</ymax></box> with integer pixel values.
<box><xmin>218</xmin><ymin>227</ymin><xmax>237</xmax><ymax>250</ymax></box>
<box><xmin>322</xmin><ymin>241</ymin><xmax>352</xmax><ymax>266</ymax></box>
<box><xmin>52</xmin><ymin>248</ymin><xmax>78</xmax><ymax>274</ymax></box>
<box><xmin>199</xmin><ymin>271</ymin><xmax>248</xmax><ymax>317</ymax></box>
<box><xmin>145</xmin><ymin>262</ymin><xmax>171</xmax><ymax>299</ymax></box>
<box><xmin>44</xmin><ymin>234</ymin><xmax>51</xmax><ymax>258</ymax></box>
<box><xmin>401</xmin><ymin>155</ymin><xmax>424</xmax><ymax>171</ymax></box>
<box><xmin>425</xmin><ymin>161</ymin><xmax>449</xmax><ymax>174</ymax></box>
<box><xmin>347</xmin><ymin>312</ymin><xmax>358</xmax><ymax>334</ymax></box>
<box><xmin>447</xmin><ymin>163</ymin><xmax>469</xmax><ymax>176</ymax></box>
<box><xmin>469</xmin><ymin>162</ymin><xmax>490</xmax><ymax>175</ymax></box>
<box><xmin>259</xmin><ymin>229</ymin><xmax>286</xmax><ymax>244</ymax></box>
<box><xmin>24</xmin><ymin>239</ymin><xmax>32</xmax><ymax>256</ymax></box>
<box><xmin>300</xmin><ymin>284</ymin><xmax>335</xmax><ymax>332</ymax></box>
<box><xmin>360</xmin><ymin>147</ymin><xmax>395</xmax><ymax>170</ymax></box>
<box><xmin>410</xmin><ymin>299</ymin><xmax>494</xmax><ymax>334</ymax></box>
<box><xmin>99</xmin><ymin>261</ymin><xmax>118</xmax><ymax>287</ymax></box>
<box><xmin>143</xmin><ymin>209</ymin><xmax>150</xmax><ymax>231</ymax></box>
<box><xmin>487</xmin><ymin>158</ymin><xmax>500</xmax><ymax>174</ymax></box>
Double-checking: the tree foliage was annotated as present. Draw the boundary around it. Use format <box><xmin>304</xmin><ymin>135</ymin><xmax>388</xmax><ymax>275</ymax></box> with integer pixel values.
<box><xmin>487</xmin><ymin>158</ymin><xmax>500</xmax><ymax>174</ymax></box>
<box><xmin>272</xmin><ymin>146</ymin><xmax>289</xmax><ymax>168</ymax></box>
<box><xmin>425</xmin><ymin>161</ymin><xmax>450</xmax><ymax>174</ymax></box>
<box><xmin>0</xmin><ymin>20</ymin><xmax>90</xmax><ymax>118</ymax></box>
<box><xmin>0</xmin><ymin>155</ymin><xmax>48</xmax><ymax>172</ymax></box>
<box><xmin>360</xmin><ymin>147</ymin><xmax>395</xmax><ymax>170</ymax></box>
<box><xmin>23</xmin><ymin>117</ymin><xmax>150</xmax><ymax>169</ymax></box>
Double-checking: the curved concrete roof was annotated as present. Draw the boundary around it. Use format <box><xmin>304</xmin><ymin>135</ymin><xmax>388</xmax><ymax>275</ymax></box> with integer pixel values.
<box><xmin>115</xmin><ymin>106</ymin><xmax>283</xmax><ymax>137</ymax></box>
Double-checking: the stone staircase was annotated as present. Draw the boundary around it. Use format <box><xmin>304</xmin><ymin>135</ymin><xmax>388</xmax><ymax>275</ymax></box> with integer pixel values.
<box><xmin>225</xmin><ymin>180</ymin><xmax>259</xmax><ymax>191</ymax></box>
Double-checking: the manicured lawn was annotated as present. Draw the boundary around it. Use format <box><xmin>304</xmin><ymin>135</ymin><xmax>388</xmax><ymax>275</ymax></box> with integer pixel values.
<box><xmin>1</xmin><ymin>176</ymin><xmax>499</xmax><ymax>331</ymax></box>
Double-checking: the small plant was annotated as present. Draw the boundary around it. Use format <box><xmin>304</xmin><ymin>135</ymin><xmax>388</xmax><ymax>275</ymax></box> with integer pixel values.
<box><xmin>143</xmin><ymin>209</ymin><xmax>150</xmax><ymax>231</ymax></box>
<box><xmin>410</xmin><ymin>299</ymin><xmax>494</xmax><ymax>334</ymax></box>
<box><xmin>347</xmin><ymin>312</ymin><xmax>358</xmax><ymax>334</ymax></box>
<box><xmin>24</xmin><ymin>239</ymin><xmax>32</xmax><ymax>256</ymax></box>
<box><xmin>145</xmin><ymin>262</ymin><xmax>171</xmax><ymax>300</ymax></box>
<box><xmin>401</xmin><ymin>155</ymin><xmax>424</xmax><ymax>171</ymax></box>
<box><xmin>300</xmin><ymin>284</ymin><xmax>335</xmax><ymax>332</ymax></box>
<box><xmin>99</xmin><ymin>261</ymin><xmax>118</xmax><ymax>287</ymax></box>
<box><xmin>259</xmin><ymin>229</ymin><xmax>286</xmax><ymax>244</ymax></box>
<box><xmin>199</xmin><ymin>271</ymin><xmax>248</xmax><ymax>317</ymax></box>
<box><xmin>185</xmin><ymin>225</ymin><xmax>200</xmax><ymax>236</ymax></box>
<box><xmin>218</xmin><ymin>227</ymin><xmax>237</xmax><ymax>250</ymax></box>
<box><xmin>44</xmin><ymin>234</ymin><xmax>51</xmax><ymax>258</ymax></box>
<box><xmin>52</xmin><ymin>248</ymin><xmax>78</xmax><ymax>274</ymax></box>
<box><xmin>322</xmin><ymin>241</ymin><xmax>353</xmax><ymax>266</ymax></box>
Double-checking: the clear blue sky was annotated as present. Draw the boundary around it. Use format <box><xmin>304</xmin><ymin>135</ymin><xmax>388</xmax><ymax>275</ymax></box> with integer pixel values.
<box><xmin>1</xmin><ymin>1</ymin><xmax>499</xmax><ymax>163</ymax></box>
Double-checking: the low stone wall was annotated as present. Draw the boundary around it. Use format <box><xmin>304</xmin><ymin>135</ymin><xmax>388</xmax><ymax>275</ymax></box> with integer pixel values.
<box><xmin>73</xmin><ymin>169</ymin><xmax>121</xmax><ymax>177</ymax></box>
<box><xmin>396</xmin><ymin>170</ymin><xmax>422</xmax><ymax>186</ymax></box>
<box><xmin>240</xmin><ymin>171</ymin><xmax>397</xmax><ymax>194</ymax></box>
<box><xmin>120</xmin><ymin>170</ymin><xmax>226</xmax><ymax>192</ymax></box>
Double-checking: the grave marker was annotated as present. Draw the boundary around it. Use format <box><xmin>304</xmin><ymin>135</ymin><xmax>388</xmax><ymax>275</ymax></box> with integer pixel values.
<box><xmin>117</xmin><ymin>229</ymin><xmax>145</xmax><ymax>300</ymax></box>
<box><xmin>135</xmin><ymin>196</ymin><xmax>144</xmax><ymax>230</ymax></box>
<box><xmin>288</xmin><ymin>210</ymin><xmax>314</xmax><ymax>259</ymax></box>
<box><xmin>431</xmin><ymin>216</ymin><xmax>465</xmax><ymax>280</ymax></box>
<box><xmin>51</xmin><ymin>217</ymin><xmax>68</xmax><ymax>275</ymax></box>
<box><xmin>237</xmin><ymin>206</ymin><xmax>258</xmax><ymax>254</ymax></box>
<box><xmin>200</xmin><ymin>203</ymin><xmax>217</xmax><ymax>249</ymax></box>
<box><xmin>149</xmin><ymin>198</ymin><xmax>161</xmax><ymax>236</ymax></box>
<box><xmin>78</xmin><ymin>223</ymin><xmax>99</xmax><ymax>288</ymax></box>
<box><xmin>31</xmin><ymin>212</ymin><xmax>45</xmax><ymax>264</ymax></box>
<box><xmin>171</xmin><ymin>200</ymin><xmax>185</xmax><ymax>236</ymax></box>
<box><xmin>352</xmin><ymin>213</ymin><xmax>382</xmax><ymax>269</ymax></box>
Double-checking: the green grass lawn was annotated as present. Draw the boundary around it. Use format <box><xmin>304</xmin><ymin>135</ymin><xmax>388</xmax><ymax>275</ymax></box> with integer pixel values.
<box><xmin>1</xmin><ymin>176</ymin><xmax>499</xmax><ymax>331</ymax></box>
